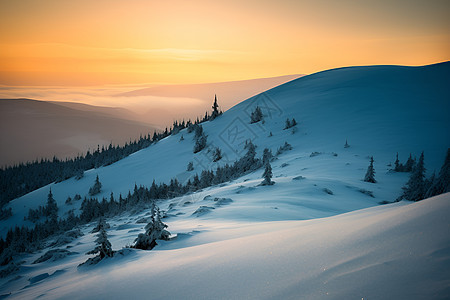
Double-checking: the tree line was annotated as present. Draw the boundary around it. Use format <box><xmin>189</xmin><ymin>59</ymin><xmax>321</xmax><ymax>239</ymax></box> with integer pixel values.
<box><xmin>0</xmin><ymin>138</ymin><xmax>286</xmax><ymax>266</ymax></box>
<box><xmin>0</xmin><ymin>96</ymin><xmax>223</xmax><ymax>208</ymax></box>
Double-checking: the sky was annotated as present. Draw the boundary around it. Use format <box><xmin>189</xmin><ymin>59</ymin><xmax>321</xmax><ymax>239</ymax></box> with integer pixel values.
<box><xmin>0</xmin><ymin>0</ymin><xmax>449</xmax><ymax>87</ymax></box>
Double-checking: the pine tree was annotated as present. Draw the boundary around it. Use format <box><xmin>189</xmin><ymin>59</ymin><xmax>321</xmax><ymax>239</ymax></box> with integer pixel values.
<box><xmin>401</xmin><ymin>151</ymin><xmax>426</xmax><ymax>201</ymax></box>
<box><xmin>187</xmin><ymin>161</ymin><xmax>194</xmax><ymax>171</ymax></box>
<box><xmin>262</xmin><ymin>148</ymin><xmax>273</xmax><ymax>166</ymax></box>
<box><xmin>250</xmin><ymin>106</ymin><xmax>263</xmax><ymax>123</ymax></box>
<box><xmin>45</xmin><ymin>189</ymin><xmax>58</xmax><ymax>223</ymax></box>
<box><xmin>394</xmin><ymin>152</ymin><xmax>401</xmax><ymax>171</ymax></box>
<box><xmin>194</xmin><ymin>124</ymin><xmax>203</xmax><ymax>139</ymax></box>
<box><xmin>425</xmin><ymin>148</ymin><xmax>450</xmax><ymax>198</ymax></box>
<box><xmin>404</xmin><ymin>154</ymin><xmax>416</xmax><ymax>172</ymax></box>
<box><xmin>237</xmin><ymin>140</ymin><xmax>259</xmax><ymax>173</ymax></box>
<box><xmin>213</xmin><ymin>147</ymin><xmax>222</xmax><ymax>162</ymax></box>
<box><xmin>193</xmin><ymin>133</ymin><xmax>207</xmax><ymax>153</ymax></box>
<box><xmin>344</xmin><ymin>139</ymin><xmax>350</xmax><ymax>148</ymax></box>
<box><xmin>261</xmin><ymin>161</ymin><xmax>274</xmax><ymax>186</ymax></box>
<box><xmin>211</xmin><ymin>94</ymin><xmax>221</xmax><ymax>120</ymax></box>
<box><xmin>284</xmin><ymin>118</ymin><xmax>291</xmax><ymax>129</ymax></box>
<box><xmin>133</xmin><ymin>202</ymin><xmax>170</xmax><ymax>250</ymax></box>
<box><xmin>91</xmin><ymin>217</ymin><xmax>110</xmax><ymax>233</ymax></box>
<box><xmin>86</xmin><ymin>219</ymin><xmax>113</xmax><ymax>259</ymax></box>
<box><xmin>89</xmin><ymin>175</ymin><xmax>102</xmax><ymax>196</ymax></box>
<box><xmin>364</xmin><ymin>156</ymin><xmax>376</xmax><ymax>183</ymax></box>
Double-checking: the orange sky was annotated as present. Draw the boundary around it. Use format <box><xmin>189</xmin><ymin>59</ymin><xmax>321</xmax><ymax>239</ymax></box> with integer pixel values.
<box><xmin>0</xmin><ymin>0</ymin><xmax>449</xmax><ymax>86</ymax></box>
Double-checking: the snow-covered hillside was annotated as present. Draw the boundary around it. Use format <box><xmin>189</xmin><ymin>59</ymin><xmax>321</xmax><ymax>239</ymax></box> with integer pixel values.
<box><xmin>1</xmin><ymin>62</ymin><xmax>449</xmax><ymax>299</ymax></box>
<box><xmin>2</xmin><ymin>62</ymin><xmax>449</xmax><ymax>231</ymax></box>
<box><xmin>2</xmin><ymin>193</ymin><xmax>449</xmax><ymax>299</ymax></box>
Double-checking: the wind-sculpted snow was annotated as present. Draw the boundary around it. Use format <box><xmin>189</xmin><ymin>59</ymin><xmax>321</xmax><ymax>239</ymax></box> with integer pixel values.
<box><xmin>2</xmin><ymin>194</ymin><xmax>448</xmax><ymax>299</ymax></box>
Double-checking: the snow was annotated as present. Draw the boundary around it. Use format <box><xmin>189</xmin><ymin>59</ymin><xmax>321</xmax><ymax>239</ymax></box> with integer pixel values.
<box><xmin>2</xmin><ymin>194</ymin><xmax>449</xmax><ymax>299</ymax></box>
<box><xmin>1</xmin><ymin>62</ymin><xmax>449</xmax><ymax>298</ymax></box>
<box><xmin>3</xmin><ymin>62</ymin><xmax>449</xmax><ymax>232</ymax></box>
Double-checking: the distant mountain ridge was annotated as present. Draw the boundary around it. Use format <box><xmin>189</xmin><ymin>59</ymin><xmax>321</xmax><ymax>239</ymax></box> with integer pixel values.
<box><xmin>0</xmin><ymin>99</ymin><xmax>158</xmax><ymax>167</ymax></box>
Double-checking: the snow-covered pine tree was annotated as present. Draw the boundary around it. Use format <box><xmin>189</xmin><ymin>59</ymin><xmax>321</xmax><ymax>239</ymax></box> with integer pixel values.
<box><xmin>250</xmin><ymin>106</ymin><xmax>263</xmax><ymax>123</ymax></box>
<box><xmin>237</xmin><ymin>140</ymin><xmax>260</xmax><ymax>173</ymax></box>
<box><xmin>86</xmin><ymin>219</ymin><xmax>113</xmax><ymax>260</ymax></box>
<box><xmin>364</xmin><ymin>156</ymin><xmax>376</xmax><ymax>183</ymax></box>
<box><xmin>89</xmin><ymin>175</ymin><xmax>102</xmax><ymax>196</ymax></box>
<box><xmin>262</xmin><ymin>148</ymin><xmax>273</xmax><ymax>166</ymax></box>
<box><xmin>425</xmin><ymin>148</ymin><xmax>450</xmax><ymax>198</ymax></box>
<box><xmin>213</xmin><ymin>147</ymin><xmax>222</xmax><ymax>162</ymax></box>
<box><xmin>261</xmin><ymin>160</ymin><xmax>274</xmax><ymax>186</ymax></box>
<box><xmin>91</xmin><ymin>217</ymin><xmax>110</xmax><ymax>233</ymax></box>
<box><xmin>344</xmin><ymin>139</ymin><xmax>350</xmax><ymax>148</ymax></box>
<box><xmin>193</xmin><ymin>124</ymin><xmax>203</xmax><ymax>139</ymax></box>
<box><xmin>193</xmin><ymin>132</ymin><xmax>207</xmax><ymax>153</ymax></box>
<box><xmin>187</xmin><ymin>161</ymin><xmax>194</xmax><ymax>171</ymax></box>
<box><xmin>133</xmin><ymin>202</ymin><xmax>170</xmax><ymax>250</ymax></box>
<box><xmin>401</xmin><ymin>151</ymin><xmax>426</xmax><ymax>201</ymax></box>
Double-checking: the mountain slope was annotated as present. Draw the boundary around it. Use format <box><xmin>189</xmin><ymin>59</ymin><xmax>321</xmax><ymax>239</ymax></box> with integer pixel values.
<box><xmin>2</xmin><ymin>193</ymin><xmax>449</xmax><ymax>299</ymax></box>
<box><xmin>0</xmin><ymin>99</ymin><xmax>158</xmax><ymax>167</ymax></box>
<box><xmin>2</xmin><ymin>62</ymin><xmax>449</xmax><ymax>235</ymax></box>
<box><xmin>1</xmin><ymin>62</ymin><xmax>449</xmax><ymax>299</ymax></box>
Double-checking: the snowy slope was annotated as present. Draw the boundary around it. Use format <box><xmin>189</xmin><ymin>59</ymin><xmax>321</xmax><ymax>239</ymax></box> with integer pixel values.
<box><xmin>2</xmin><ymin>62</ymin><xmax>448</xmax><ymax>233</ymax></box>
<box><xmin>1</xmin><ymin>62</ymin><xmax>449</xmax><ymax>299</ymax></box>
<box><xmin>1</xmin><ymin>193</ymin><xmax>449</xmax><ymax>299</ymax></box>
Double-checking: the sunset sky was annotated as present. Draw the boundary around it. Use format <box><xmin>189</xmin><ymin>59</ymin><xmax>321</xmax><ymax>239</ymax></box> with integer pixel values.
<box><xmin>0</xmin><ymin>0</ymin><xmax>449</xmax><ymax>86</ymax></box>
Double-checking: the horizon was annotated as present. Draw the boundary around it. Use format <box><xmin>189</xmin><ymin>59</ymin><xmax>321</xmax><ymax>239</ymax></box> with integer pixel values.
<box><xmin>1</xmin><ymin>0</ymin><xmax>449</xmax><ymax>88</ymax></box>
<box><xmin>0</xmin><ymin>1</ymin><xmax>449</xmax><ymax>296</ymax></box>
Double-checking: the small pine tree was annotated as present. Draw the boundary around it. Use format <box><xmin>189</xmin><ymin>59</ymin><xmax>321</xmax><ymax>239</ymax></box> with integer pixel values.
<box><xmin>250</xmin><ymin>106</ymin><xmax>263</xmax><ymax>123</ymax></box>
<box><xmin>179</xmin><ymin>134</ymin><xmax>184</xmax><ymax>141</ymax></box>
<box><xmin>193</xmin><ymin>124</ymin><xmax>203</xmax><ymax>139</ymax></box>
<box><xmin>401</xmin><ymin>151</ymin><xmax>426</xmax><ymax>201</ymax></box>
<box><xmin>262</xmin><ymin>148</ymin><xmax>273</xmax><ymax>166</ymax></box>
<box><xmin>45</xmin><ymin>189</ymin><xmax>58</xmax><ymax>223</ymax></box>
<box><xmin>291</xmin><ymin>118</ymin><xmax>297</xmax><ymax>126</ymax></box>
<box><xmin>213</xmin><ymin>147</ymin><xmax>222</xmax><ymax>162</ymax></box>
<box><xmin>193</xmin><ymin>133</ymin><xmax>207</xmax><ymax>153</ymax></box>
<box><xmin>187</xmin><ymin>161</ymin><xmax>194</xmax><ymax>171</ymax></box>
<box><xmin>394</xmin><ymin>152</ymin><xmax>401</xmax><ymax>171</ymax></box>
<box><xmin>364</xmin><ymin>157</ymin><xmax>376</xmax><ymax>183</ymax></box>
<box><xmin>91</xmin><ymin>217</ymin><xmax>110</xmax><ymax>233</ymax></box>
<box><xmin>426</xmin><ymin>148</ymin><xmax>450</xmax><ymax>197</ymax></box>
<box><xmin>404</xmin><ymin>154</ymin><xmax>416</xmax><ymax>172</ymax></box>
<box><xmin>261</xmin><ymin>161</ymin><xmax>274</xmax><ymax>186</ymax></box>
<box><xmin>211</xmin><ymin>94</ymin><xmax>221</xmax><ymax>120</ymax></box>
<box><xmin>86</xmin><ymin>219</ymin><xmax>113</xmax><ymax>259</ymax></box>
<box><xmin>284</xmin><ymin>118</ymin><xmax>291</xmax><ymax>129</ymax></box>
<box><xmin>89</xmin><ymin>175</ymin><xmax>102</xmax><ymax>196</ymax></box>
<box><xmin>344</xmin><ymin>139</ymin><xmax>350</xmax><ymax>148</ymax></box>
<box><xmin>133</xmin><ymin>202</ymin><xmax>170</xmax><ymax>250</ymax></box>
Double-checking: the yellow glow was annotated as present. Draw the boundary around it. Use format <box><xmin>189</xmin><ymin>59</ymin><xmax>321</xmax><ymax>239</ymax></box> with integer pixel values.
<box><xmin>0</xmin><ymin>0</ymin><xmax>449</xmax><ymax>86</ymax></box>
